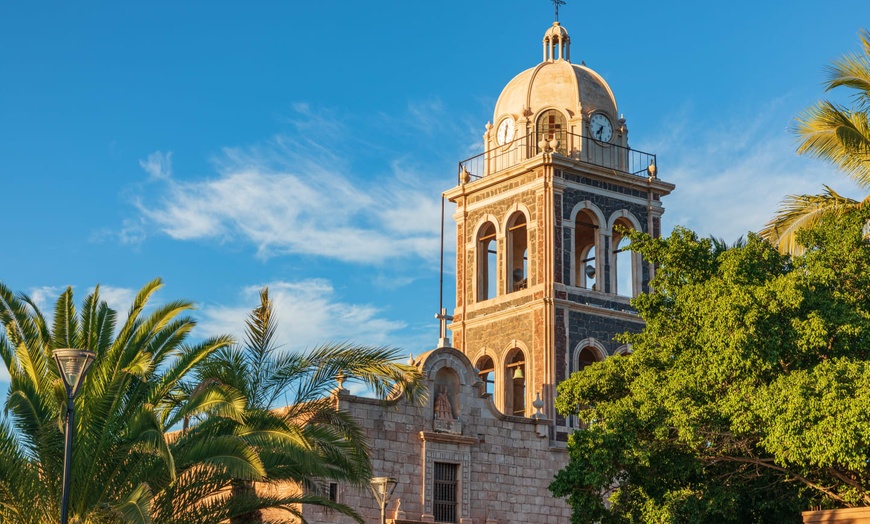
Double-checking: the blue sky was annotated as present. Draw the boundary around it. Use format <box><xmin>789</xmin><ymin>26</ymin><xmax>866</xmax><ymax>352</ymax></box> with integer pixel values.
<box><xmin>1</xmin><ymin>1</ymin><xmax>867</xmax><ymax>388</ymax></box>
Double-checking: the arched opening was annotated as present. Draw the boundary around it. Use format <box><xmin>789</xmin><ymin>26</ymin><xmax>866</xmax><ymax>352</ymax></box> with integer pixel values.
<box><xmin>615</xmin><ymin>345</ymin><xmax>632</xmax><ymax>356</ymax></box>
<box><xmin>576</xmin><ymin>347</ymin><xmax>603</xmax><ymax>371</ymax></box>
<box><xmin>537</xmin><ymin>109</ymin><xmax>567</xmax><ymax>155</ymax></box>
<box><xmin>505</xmin><ymin>350</ymin><xmax>526</xmax><ymax>416</ymax></box>
<box><xmin>507</xmin><ymin>213</ymin><xmax>528</xmax><ymax>293</ymax></box>
<box><xmin>612</xmin><ymin>217</ymin><xmax>638</xmax><ymax>298</ymax></box>
<box><xmin>476</xmin><ymin>355</ymin><xmax>495</xmax><ymax>396</ymax></box>
<box><xmin>477</xmin><ymin>222</ymin><xmax>498</xmax><ymax>301</ymax></box>
<box><xmin>570</xmin><ymin>346</ymin><xmax>605</xmax><ymax>428</ymax></box>
<box><xmin>574</xmin><ymin>209</ymin><xmax>599</xmax><ymax>290</ymax></box>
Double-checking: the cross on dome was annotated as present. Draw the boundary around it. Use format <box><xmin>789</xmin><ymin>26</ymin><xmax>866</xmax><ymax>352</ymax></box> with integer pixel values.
<box><xmin>551</xmin><ymin>0</ymin><xmax>566</xmax><ymax>22</ymax></box>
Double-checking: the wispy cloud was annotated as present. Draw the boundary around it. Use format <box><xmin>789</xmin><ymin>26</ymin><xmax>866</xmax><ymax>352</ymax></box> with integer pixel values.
<box><xmin>130</xmin><ymin>106</ymin><xmax>446</xmax><ymax>265</ymax></box>
<box><xmin>405</xmin><ymin>97</ymin><xmax>446</xmax><ymax>136</ymax></box>
<box><xmin>643</xmin><ymin>101</ymin><xmax>865</xmax><ymax>243</ymax></box>
<box><xmin>140</xmin><ymin>151</ymin><xmax>173</xmax><ymax>180</ymax></box>
<box><xmin>197</xmin><ymin>279</ymin><xmax>407</xmax><ymax>351</ymax></box>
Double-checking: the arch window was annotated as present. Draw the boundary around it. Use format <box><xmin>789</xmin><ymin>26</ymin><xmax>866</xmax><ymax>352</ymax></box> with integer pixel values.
<box><xmin>615</xmin><ymin>345</ymin><xmax>632</xmax><ymax>356</ymax></box>
<box><xmin>476</xmin><ymin>223</ymin><xmax>498</xmax><ymax>301</ymax></box>
<box><xmin>505</xmin><ymin>350</ymin><xmax>526</xmax><ymax>416</ymax></box>
<box><xmin>476</xmin><ymin>355</ymin><xmax>495</xmax><ymax>396</ymax></box>
<box><xmin>576</xmin><ymin>347</ymin><xmax>603</xmax><ymax>371</ymax></box>
<box><xmin>569</xmin><ymin>346</ymin><xmax>605</xmax><ymax>428</ymax></box>
<box><xmin>536</xmin><ymin>110</ymin><xmax>567</xmax><ymax>155</ymax></box>
<box><xmin>574</xmin><ymin>209</ymin><xmax>599</xmax><ymax>290</ymax></box>
<box><xmin>612</xmin><ymin>217</ymin><xmax>639</xmax><ymax>298</ymax></box>
<box><xmin>507</xmin><ymin>213</ymin><xmax>528</xmax><ymax>292</ymax></box>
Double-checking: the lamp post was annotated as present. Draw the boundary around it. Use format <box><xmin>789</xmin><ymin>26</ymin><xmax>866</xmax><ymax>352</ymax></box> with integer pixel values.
<box><xmin>369</xmin><ymin>476</ymin><xmax>398</xmax><ymax>524</ymax></box>
<box><xmin>53</xmin><ymin>348</ymin><xmax>96</xmax><ymax>524</ymax></box>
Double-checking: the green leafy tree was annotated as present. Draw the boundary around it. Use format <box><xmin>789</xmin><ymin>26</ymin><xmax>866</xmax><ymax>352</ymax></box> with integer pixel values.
<box><xmin>191</xmin><ymin>288</ymin><xmax>426</xmax><ymax>523</ymax></box>
<box><xmin>551</xmin><ymin>207</ymin><xmax>870</xmax><ymax>523</ymax></box>
<box><xmin>761</xmin><ymin>29</ymin><xmax>870</xmax><ymax>253</ymax></box>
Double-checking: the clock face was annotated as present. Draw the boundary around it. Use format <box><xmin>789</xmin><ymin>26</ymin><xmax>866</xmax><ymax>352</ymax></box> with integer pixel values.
<box><xmin>590</xmin><ymin>113</ymin><xmax>613</xmax><ymax>142</ymax></box>
<box><xmin>496</xmin><ymin>117</ymin><xmax>516</xmax><ymax>145</ymax></box>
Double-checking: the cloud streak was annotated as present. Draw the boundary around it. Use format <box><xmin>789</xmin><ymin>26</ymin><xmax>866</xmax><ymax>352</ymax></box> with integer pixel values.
<box><xmin>132</xmin><ymin>107</ymin><xmax>445</xmax><ymax>265</ymax></box>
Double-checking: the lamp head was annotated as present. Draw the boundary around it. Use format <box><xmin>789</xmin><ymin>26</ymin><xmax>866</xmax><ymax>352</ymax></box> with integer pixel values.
<box><xmin>53</xmin><ymin>348</ymin><xmax>96</xmax><ymax>397</ymax></box>
<box><xmin>370</xmin><ymin>476</ymin><xmax>398</xmax><ymax>505</ymax></box>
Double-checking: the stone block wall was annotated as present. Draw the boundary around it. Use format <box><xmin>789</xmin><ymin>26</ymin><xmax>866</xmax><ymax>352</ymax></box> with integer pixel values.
<box><xmin>301</xmin><ymin>347</ymin><xmax>571</xmax><ymax>524</ymax></box>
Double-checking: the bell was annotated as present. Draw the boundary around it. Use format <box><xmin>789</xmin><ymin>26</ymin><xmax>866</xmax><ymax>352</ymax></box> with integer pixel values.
<box><xmin>513</xmin><ymin>366</ymin><xmax>524</xmax><ymax>380</ymax></box>
<box><xmin>585</xmin><ymin>265</ymin><xmax>596</xmax><ymax>279</ymax></box>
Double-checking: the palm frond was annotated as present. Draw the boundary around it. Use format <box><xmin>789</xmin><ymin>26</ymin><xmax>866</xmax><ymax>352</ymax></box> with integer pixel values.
<box><xmin>51</xmin><ymin>286</ymin><xmax>81</xmax><ymax>351</ymax></box>
<box><xmin>147</xmin><ymin>335</ymin><xmax>234</xmax><ymax>407</ymax></box>
<box><xmin>125</xmin><ymin>406</ymin><xmax>176</xmax><ymax>481</ymax></box>
<box><xmin>825</xmin><ymin>28</ymin><xmax>870</xmax><ymax>110</ymax></box>
<box><xmin>794</xmin><ymin>29</ymin><xmax>870</xmax><ymax>188</ymax></box>
<box><xmin>280</xmin><ymin>342</ymin><xmax>426</xmax><ymax>407</ymax></box>
<box><xmin>794</xmin><ymin>101</ymin><xmax>870</xmax><ymax>188</ymax></box>
<box><xmin>174</xmin><ymin>436</ymin><xmax>266</xmax><ymax>481</ymax></box>
<box><xmin>168</xmin><ymin>383</ymin><xmax>248</xmax><ymax>429</ymax></box>
<box><xmin>110</xmin><ymin>482</ymin><xmax>153</xmax><ymax>524</ymax></box>
<box><xmin>109</xmin><ymin>277</ymin><xmax>164</xmax><ymax>366</ymax></box>
<box><xmin>760</xmin><ymin>186</ymin><xmax>859</xmax><ymax>254</ymax></box>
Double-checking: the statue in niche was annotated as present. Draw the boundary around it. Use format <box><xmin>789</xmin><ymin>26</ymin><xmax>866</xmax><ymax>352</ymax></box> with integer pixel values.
<box><xmin>432</xmin><ymin>368</ymin><xmax>462</xmax><ymax>434</ymax></box>
<box><xmin>434</xmin><ymin>385</ymin><xmax>455</xmax><ymax>421</ymax></box>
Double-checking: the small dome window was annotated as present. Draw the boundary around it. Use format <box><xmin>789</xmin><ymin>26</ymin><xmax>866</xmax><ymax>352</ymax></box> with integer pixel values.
<box><xmin>536</xmin><ymin>110</ymin><xmax>567</xmax><ymax>155</ymax></box>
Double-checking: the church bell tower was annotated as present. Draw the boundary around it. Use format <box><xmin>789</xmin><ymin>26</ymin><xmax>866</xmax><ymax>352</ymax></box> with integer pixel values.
<box><xmin>443</xmin><ymin>20</ymin><xmax>674</xmax><ymax>441</ymax></box>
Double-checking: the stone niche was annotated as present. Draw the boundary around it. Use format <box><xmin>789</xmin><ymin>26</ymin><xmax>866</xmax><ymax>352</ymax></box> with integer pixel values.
<box><xmin>432</xmin><ymin>367</ymin><xmax>462</xmax><ymax>434</ymax></box>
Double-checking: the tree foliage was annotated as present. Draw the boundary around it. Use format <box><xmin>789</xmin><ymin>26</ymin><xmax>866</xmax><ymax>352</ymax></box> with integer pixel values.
<box><xmin>551</xmin><ymin>207</ymin><xmax>870</xmax><ymax>523</ymax></box>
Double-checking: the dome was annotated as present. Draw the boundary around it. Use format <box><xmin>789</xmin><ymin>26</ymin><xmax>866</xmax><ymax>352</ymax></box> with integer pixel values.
<box><xmin>492</xmin><ymin>22</ymin><xmax>618</xmax><ymax>129</ymax></box>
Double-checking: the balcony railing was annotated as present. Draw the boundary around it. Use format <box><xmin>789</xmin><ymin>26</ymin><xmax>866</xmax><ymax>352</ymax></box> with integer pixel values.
<box><xmin>457</xmin><ymin>132</ymin><xmax>657</xmax><ymax>184</ymax></box>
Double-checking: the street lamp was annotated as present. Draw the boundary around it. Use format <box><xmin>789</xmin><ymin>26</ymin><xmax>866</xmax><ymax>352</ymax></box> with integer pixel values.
<box><xmin>369</xmin><ymin>476</ymin><xmax>398</xmax><ymax>524</ymax></box>
<box><xmin>53</xmin><ymin>348</ymin><xmax>96</xmax><ymax>524</ymax></box>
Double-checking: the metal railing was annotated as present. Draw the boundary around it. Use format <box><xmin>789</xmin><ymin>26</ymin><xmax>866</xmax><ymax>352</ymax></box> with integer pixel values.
<box><xmin>457</xmin><ymin>132</ymin><xmax>657</xmax><ymax>184</ymax></box>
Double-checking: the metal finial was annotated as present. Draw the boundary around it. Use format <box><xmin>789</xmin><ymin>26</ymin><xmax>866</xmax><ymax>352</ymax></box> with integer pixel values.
<box><xmin>551</xmin><ymin>0</ymin><xmax>566</xmax><ymax>21</ymax></box>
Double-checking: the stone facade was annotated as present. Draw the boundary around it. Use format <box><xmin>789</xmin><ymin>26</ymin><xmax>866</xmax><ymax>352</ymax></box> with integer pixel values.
<box><xmin>301</xmin><ymin>346</ymin><xmax>571</xmax><ymax>524</ymax></box>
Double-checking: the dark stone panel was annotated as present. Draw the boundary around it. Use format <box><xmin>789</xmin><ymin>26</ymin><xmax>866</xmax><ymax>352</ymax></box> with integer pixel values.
<box><xmin>566</xmin><ymin>294</ymin><xmax>637</xmax><ymax>315</ymax></box>
<box><xmin>554</xmin><ymin>193</ymin><xmax>563</xmax><ymax>284</ymax></box>
<box><xmin>555</xmin><ymin>307</ymin><xmax>567</xmax><ymax>383</ymax></box>
<box><xmin>561</xmin><ymin>172</ymin><xmax>649</xmax><ymax>201</ymax></box>
<box><xmin>562</xmin><ymin>227</ymin><xmax>572</xmax><ymax>284</ymax></box>
<box><xmin>566</xmin><ymin>309</ymin><xmax>644</xmax><ymax>373</ymax></box>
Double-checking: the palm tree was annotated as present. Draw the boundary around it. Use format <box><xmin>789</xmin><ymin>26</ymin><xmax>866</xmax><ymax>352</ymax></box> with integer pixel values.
<box><xmin>761</xmin><ymin>29</ymin><xmax>870</xmax><ymax>253</ymax></box>
<box><xmin>0</xmin><ymin>279</ymin><xmax>341</xmax><ymax>524</ymax></box>
<box><xmin>192</xmin><ymin>288</ymin><xmax>426</xmax><ymax>523</ymax></box>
